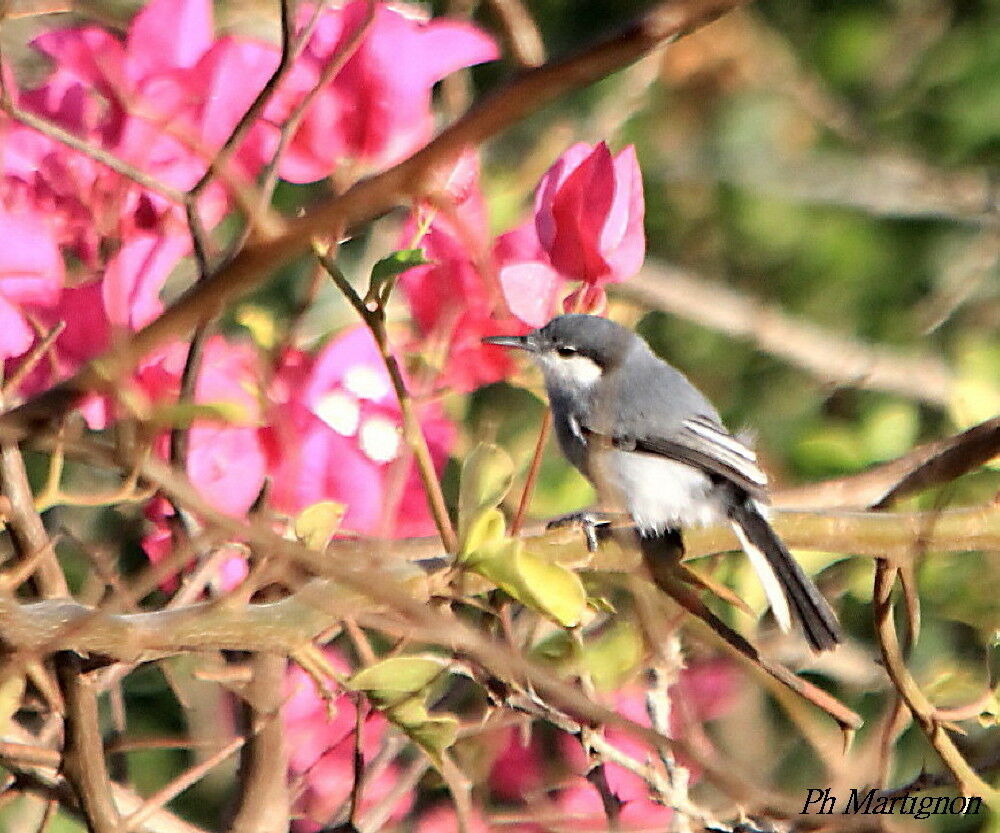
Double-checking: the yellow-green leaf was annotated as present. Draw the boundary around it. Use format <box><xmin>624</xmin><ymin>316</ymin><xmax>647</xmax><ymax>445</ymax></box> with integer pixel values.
<box><xmin>458</xmin><ymin>443</ymin><xmax>513</xmax><ymax>540</ymax></box>
<box><xmin>149</xmin><ymin>401</ymin><xmax>251</xmax><ymax>430</ymax></box>
<box><xmin>348</xmin><ymin>656</ymin><xmax>447</xmax><ymax>706</ymax></box>
<box><xmin>459</xmin><ymin>507</ymin><xmax>506</xmax><ymax>560</ymax></box>
<box><xmin>384</xmin><ymin>697</ymin><xmax>458</xmax><ymax>767</ymax></box>
<box><xmin>581</xmin><ymin>621</ymin><xmax>645</xmax><ymax>691</ymax></box>
<box><xmin>294</xmin><ymin>501</ymin><xmax>346</xmax><ymax>550</ymax></box>
<box><xmin>466</xmin><ymin>542</ymin><xmax>586</xmax><ymax>627</ymax></box>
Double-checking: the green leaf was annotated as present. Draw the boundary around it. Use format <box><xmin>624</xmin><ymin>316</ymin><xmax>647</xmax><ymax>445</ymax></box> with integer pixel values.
<box><xmin>367</xmin><ymin>248</ymin><xmax>431</xmax><ymax>305</ymax></box>
<box><xmin>293</xmin><ymin>501</ymin><xmax>346</xmax><ymax>550</ymax></box>
<box><xmin>861</xmin><ymin>402</ymin><xmax>919</xmax><ymax>463</ymax></box>
<box><xmin>458</xmin><ymin>443</ymin><xmax>514</xmax><ymax>542</ymax></box>
<box><xmin>466</xmin><ymin>541</ymin><xmax>586</xmax><ymax>627</ymax></box>
<box><xmin>580</xmin><ymin>621</ymin><xmax>645</xmax><ymax>691</ymax></box>
<box><xmin>384</xmin><ymin>697</ymin><xmax>458</xmax><ymax>767</ymax></box>
<box><xmin>458</xmin><ymin>507</ymin><xmax>506</xmax><ymax>561</ymax></box>
<box><xmin>148</xmin><ymin>401</ymin><xmax>251</xmax><ymax>429</ymax></box>
<box><xmin>348</xmin><ymin>656</ymin><xmax>447</xmax><ymax>706</ymax></box>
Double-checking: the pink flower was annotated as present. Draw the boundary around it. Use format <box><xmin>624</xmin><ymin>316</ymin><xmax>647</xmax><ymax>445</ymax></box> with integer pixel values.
<box><xmin>137</xmin><ymin>337</ymin><xmax>267</xmax><ymax>517</ymax></box>
<box><xmin>284</xmin><ymin>653</ymin><xmax>412</xmax><ymax>830</ymax></box>
<box><xmin>24</xmin><ymin>0</ymin><xmax>277</xmax><ymax>195</ymax></box>
<box><xmin>265</xmin><ymin>327</ymin><xmax>454</xmax><ymax>537</ymax></box>
<box><xmin>534</xmin><ymin>142</ymin><xmax>645</xmax><ymax>287</ymax></box>
<box><xmin>141</xmin><ymin>496</ymin><xmax>250</xmax><ymax>593</ymax></box>
<box><xmin>557</xmin><ymin>777</ymin><xmax>673</xmax><ymax>832</ymax></box>
<box><xmin>2</xmin><ymin>0</ymin><xmax>278</xmax><ymax>287</ymax></box>
<box><xmin>494</xmin><ymin>220</ymin><xmax>565</xmax><ymax>328</ymax></box>
<box><xmin>276</xmin><ymin>2</ymin><xmax>498</xmax><ymax>182</ymax></box>
<box><xmin>488</xmin><ymin>727</ymin><xmax>545</xmax><ymax>801</ymax></box>
<box><xmin>414</xmin><ymin>805</ymin><xmax>490</xmax><ymax>833</ymax></box>
<box><xmin>0</xmin><ymin>212</ymin><xmax>64</xmax><ymax>359</ymax></box>
<box><xmin>398</xmin><ymin>172</ymin><xmax>526</xmax><ymax>392</ymax></box>
<box><xmin>136</xmin><ymin>337</ymin><xmax>267</xmax><ymax>591</ymax></box>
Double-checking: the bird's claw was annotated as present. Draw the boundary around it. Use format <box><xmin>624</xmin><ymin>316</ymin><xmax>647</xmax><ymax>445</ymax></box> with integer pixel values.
<box><xmin>546</xmin><ymin>511</ymin><xmax>613</xmax><ymax>553</ymax></box>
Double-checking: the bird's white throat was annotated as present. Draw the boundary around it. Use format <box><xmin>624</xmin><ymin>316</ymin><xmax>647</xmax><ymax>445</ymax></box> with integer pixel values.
<box><xmin>538</xmin><ymin>353</ymin><xmax>603</xmax><ymax>390</ymax></box>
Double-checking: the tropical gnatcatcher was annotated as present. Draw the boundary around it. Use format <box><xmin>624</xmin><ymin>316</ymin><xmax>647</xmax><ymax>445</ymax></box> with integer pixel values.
<box><xmin>484</xmin><ymin>314</ymin><xmax>841</xmax><ymax>652</ymax></box>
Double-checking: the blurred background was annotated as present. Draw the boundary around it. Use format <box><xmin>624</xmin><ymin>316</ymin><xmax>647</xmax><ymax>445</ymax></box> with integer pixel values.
<box><xmin>1</xmin><ymin>0</ymin><xmax>997</xmax><ymax>830</ymax></box>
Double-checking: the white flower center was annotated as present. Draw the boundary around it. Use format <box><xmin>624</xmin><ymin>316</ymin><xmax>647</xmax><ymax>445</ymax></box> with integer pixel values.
<box><xmin>313</xmin><ymin>391</ymin><xmax>360</xmax><ymax>436</ymax></box>
<box><xmin>343</xmin><ymin>365</ymin><xmax>391</xmax><ymax>402</ymax></box>
<box><xmin>358</xmin><ymin>416</ymin><xmax>401</xmax><ymax>463</ymax></box>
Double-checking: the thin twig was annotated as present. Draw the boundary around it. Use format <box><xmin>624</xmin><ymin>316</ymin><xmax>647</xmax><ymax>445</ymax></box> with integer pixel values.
<box><xmin>872</xmin><ymin>560</ymin><xmax>997</xmax><ymax>801</ymax></box>
<box><xmin>0</xmin><ymin>99</ymin><xmax>186</xmax><ymax>204</ymax></box>
<box><xmin>510</xmin><ymin>410</ymin><xmax>550</xmax><ymax>536</ymax></box>
<box><xmin>0</xmin><ymin>442</ymin><xmax>68</xmax><ymax>597</ymax></box>
<box><xmin>315</xmin><ymin>247</ymin><xmax>458</xmax><ymax>552</ymax></box>
<box><xmin>121</xmin><ymin>737</ymin><xmax>245</xmax><ymax>832</ymax></box>
<box><xmin>188</xmin><ymin>0</ymin><xmax>297</xmax><ymax>198</ymax></box>
<box><xmin>258</xmin><ymin>0</ymin><xmax>378</xmax><ymax>201</ymax></box>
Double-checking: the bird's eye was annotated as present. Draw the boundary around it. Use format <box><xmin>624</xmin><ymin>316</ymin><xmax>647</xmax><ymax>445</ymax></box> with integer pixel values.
<box><xmin>556</xmin><ymin>346</ymin><xmax>578</xmax><ymax>358</ymax></box>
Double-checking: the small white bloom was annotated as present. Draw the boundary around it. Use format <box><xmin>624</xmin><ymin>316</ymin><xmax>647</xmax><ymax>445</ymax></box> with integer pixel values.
<box><xmin>313</xmin><ymin>391</ymin><xmax>360</xmax><ymax>436</ymax></box>
<box><xmin>343</xmin><ymin>364</ymin><xmax>391</xmax><ymax>402</ymax></box>
<box><xmin>359</xmin><ymin>415</ymin><xmax>401</xmax><ymax>463</ymax></box>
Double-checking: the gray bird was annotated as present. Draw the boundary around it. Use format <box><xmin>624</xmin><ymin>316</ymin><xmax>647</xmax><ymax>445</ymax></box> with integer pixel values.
<box><xmin>484</xmin><ymin>313</ymin><xmax>842</xmax><ymax>652</ymax></box>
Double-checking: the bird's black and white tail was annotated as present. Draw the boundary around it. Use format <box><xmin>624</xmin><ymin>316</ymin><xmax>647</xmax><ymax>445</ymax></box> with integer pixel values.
<box><xmin>726</xmin><ymin>495</ymin><xmax>842</xmax><ymax>652</ymax></box>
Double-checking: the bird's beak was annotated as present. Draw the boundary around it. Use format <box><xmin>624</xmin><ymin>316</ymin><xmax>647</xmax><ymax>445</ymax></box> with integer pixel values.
<box><xmin>481</xmin><ymin>333</ymin><xmax>538</xmax><ymax>352</ymax></box>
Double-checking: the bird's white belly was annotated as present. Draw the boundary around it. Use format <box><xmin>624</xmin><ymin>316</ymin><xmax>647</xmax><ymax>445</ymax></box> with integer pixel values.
<box><xmin>594</xmin><ymin>450</ymin><xmax>725</xmax><ymax>533</ymax></box>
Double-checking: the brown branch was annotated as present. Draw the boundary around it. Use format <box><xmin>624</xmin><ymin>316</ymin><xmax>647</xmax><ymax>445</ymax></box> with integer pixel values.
<box><xmin>56</xmin><ymin>654</ymin><xmax>122</xmax><ymax>833</ymax></box>
<box><xmin>1</xmin><ymin>733</ymin><xmax>211</xmax><ymax>833</ymax></box>
<box><xmin>0</xmin><ymin>0</ymin><xmax>751</xmax><ymax>440</ymax></box>
<box><xmin>612</xmin><ymin>261</ymin><xmax>964</xmax><ymax>408</ymax></box>
<box><xmin>872</xmin><ymin>561</ymin><xmax>998</xmax><ymax>801</ymax></box>
<box><xmin>776</xmin><ymin>416</ymin><xmax>1000</xmax><ymax>510</ymax></box>
<box><xmin>0</xmin><ymin>452</ymin><xmax>792</xmax><ymax>815</ymax></box>
<box><xmin>0</xmin><ymin>441</ymin><xmax>68</xmax><ymax>598</ymax></box>
<box><xmin>229</xmin><ymin>654</ymin><xmax>289</xmax><ymax>833</ymax></box>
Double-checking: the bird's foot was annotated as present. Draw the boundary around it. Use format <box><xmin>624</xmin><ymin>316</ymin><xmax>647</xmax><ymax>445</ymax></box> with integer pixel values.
<box><xmin>546</xmin><ymin>511</ymin><xmax>616</xmax><ymax>553</ymax></box>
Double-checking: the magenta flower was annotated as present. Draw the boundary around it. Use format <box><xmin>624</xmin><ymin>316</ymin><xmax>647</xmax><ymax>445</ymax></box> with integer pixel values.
<box><xmin>534</xmin><ymin>142</ymin><xmax>645</xmax><ymax>286</ymax></box>
<box><xmin>23</xmin><ymin>0</ymin><xmax>278</xmax><ymax>196</ymax></box>
<box><xmin>0</xmin><ymin>212</ymin><xmax>63</xmax><ymax>359</ymax></box>
<box><xmin>493</xmin><ymin>219</ymin><xmax>566</xmax><ymax>328</ymax></box>
<box><xmin>2</xmin><ymin>0</ymin><xmax>279</xmax><ymax>302</ymax></box>
<box><xmin>136</xmin><ymin>337</ymin><xmax>267</xmax><ymax>517</ymax></box>
<box><xmin>135</xmin><ymin>337</ymin><xmax>267</xmax><ymax>593</ymax></box>
<box><xmin>284</xmin><ymin>652</ymin><xmax>413</xmax><ymax>830</ymax></box>
<box><xmin>276</xmin><ymin>1</ymin><xmax>498</xmax><ymax>182</ymax></box>
<box><xmin>265</xmin><ymin>327</ymin><xmax>454</xmax><ymax>537</ymax></box>
<box><xmin>400</xmin><ymin>216</ymin><xmax>520</xmax><ymax>392</ymax></box>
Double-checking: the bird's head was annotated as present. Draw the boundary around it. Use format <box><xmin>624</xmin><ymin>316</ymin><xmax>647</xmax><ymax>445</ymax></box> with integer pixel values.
<box><xmin>483</xmin><ymin>314</ymin><xmax>638</xmax><ymax>393</ymax></box>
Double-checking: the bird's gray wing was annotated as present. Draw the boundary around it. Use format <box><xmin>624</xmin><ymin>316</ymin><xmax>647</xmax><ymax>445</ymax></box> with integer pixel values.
<box><xmin>585</xmin><ymin>412</ymin><xmax>770</xmax><ymax>500</ymax></box>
